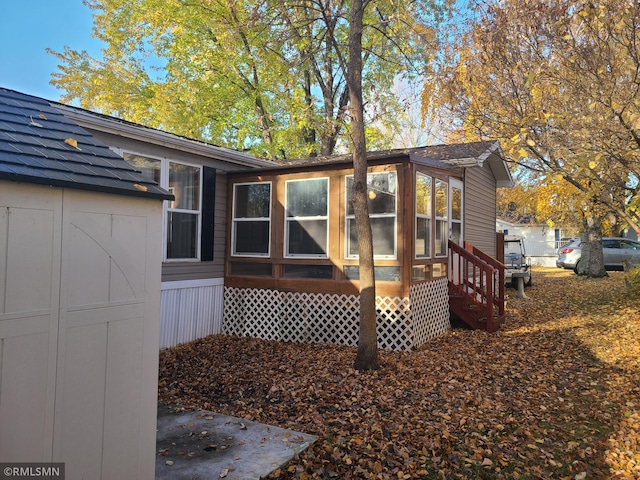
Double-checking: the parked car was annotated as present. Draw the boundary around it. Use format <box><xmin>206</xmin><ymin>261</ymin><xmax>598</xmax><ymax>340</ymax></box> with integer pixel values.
<box><xmin>504</xmin><ymin>235</ymin><xmax>532</xmax><ymax>287</ymax></box>
<box><xmin>556</xmin><ymin>237</ymin><xmax>640</xmax><ymax>271</ymax></box>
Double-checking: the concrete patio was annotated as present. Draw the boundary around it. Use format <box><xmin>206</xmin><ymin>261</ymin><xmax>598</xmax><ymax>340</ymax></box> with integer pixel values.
<box><xmin>156</xmin><ymin>405</ymin><xmax>317</xmax><ymax>479</ymax></box>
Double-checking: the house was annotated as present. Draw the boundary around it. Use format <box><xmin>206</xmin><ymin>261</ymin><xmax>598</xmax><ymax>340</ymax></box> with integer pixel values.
<box><xmin>496</xmin><ymin>218</ymin><xmax>572</xmax><ymax>267</ymax></box>
<box><xmin>224</xmin><ymin>141</ymin><xmax>514</xmax><ymax>351</ymax></box>
<box><xmin>54</xmin><ymin>101</ymin><xmax>276</xmax><ymax>349</ymax></box>
<box><xmin>0</xmin><ymin>88</ymin><xmax>173</xmax><ymax>478</ymax></box>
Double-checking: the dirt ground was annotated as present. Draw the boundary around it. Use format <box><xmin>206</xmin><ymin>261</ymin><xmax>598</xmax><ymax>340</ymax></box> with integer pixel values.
<box><xmin>159</xmin><ymin>268</ymin><xmax>640</xmax><ymax>479</ymax></box>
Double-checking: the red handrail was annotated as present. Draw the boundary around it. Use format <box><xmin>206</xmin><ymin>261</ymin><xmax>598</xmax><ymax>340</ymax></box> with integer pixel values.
<box><xmin>448</xmin><ymin>240</ymin><xmax>505</xmax><ymax>332</ymax></box>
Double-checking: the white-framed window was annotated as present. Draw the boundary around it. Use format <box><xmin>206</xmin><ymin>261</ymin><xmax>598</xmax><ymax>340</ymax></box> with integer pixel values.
<box><xmin>285</xmin><ymin>177</ymin><xmax>329</xmax><ymax>258</ymax></box>
<box><xmin>415</xmin><ymin>172</ymin><xmax>432</xmax><ymax>258</ymax></box>
<box><xmin>123</xmin><ymin>152</ymin><xmax>202</xmax><ymax>261</ymax></box>
<box><xmin>345</xmin><ymin>171</ymin><xmax>397</xmax><ymax>259</ymax></box>
<box><xmin>232</xmin><ymin>182</ymin><xmax>272</xmax><ymax>257</ymax></box>
<box><xmin>435</xmin><ymin>178</ymin><xmax>448</xmax><ymax>257</ymax></box>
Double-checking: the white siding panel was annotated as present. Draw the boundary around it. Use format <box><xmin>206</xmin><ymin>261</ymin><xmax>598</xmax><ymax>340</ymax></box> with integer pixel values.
<box><xmin>160</xmin><ymin>279</ymin><xmax>224</xmax><ymax>349</ymax></box>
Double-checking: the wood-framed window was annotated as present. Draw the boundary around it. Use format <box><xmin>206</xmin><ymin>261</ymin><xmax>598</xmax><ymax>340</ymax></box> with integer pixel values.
<box><xmin>435</xmin><ymin>178</ymin><xmax>448</xmax><ymax>257</ymax></box>
<box><xmin>345</xmin><ymin>171</ymin><xmax>397</xmax><ymax>259</ymax></box>
<box><xmin>123</xmin><ymin>152</ymin><xmax>205</xmax><ymax>261</ymax></box>
<box><xmin>415</xmin><ymin>172</ymin><xmax>432</xmax><ymax>258</ymax></box>
<box><xmin>284</xmin><ymin>177</ymin><xmax>329</xmax><ymax>258</ymax></box>
<box><xmin>231</xmin><ymin>182</ymin><xmax>272</xmax><ymax>257</ymax></box>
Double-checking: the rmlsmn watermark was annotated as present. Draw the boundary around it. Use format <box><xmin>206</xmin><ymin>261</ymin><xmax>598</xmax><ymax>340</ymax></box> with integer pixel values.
<box><xmin>0</xmin><ymin>464</ymin><xmax>64</xmax><ymax>480</ymax></box>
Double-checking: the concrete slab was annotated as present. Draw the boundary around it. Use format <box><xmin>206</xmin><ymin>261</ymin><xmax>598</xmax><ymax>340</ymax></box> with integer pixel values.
<box><xmin>156</xmin><ymin>405</ymin><xmax>317</xmax><ymax>480</ymax></box>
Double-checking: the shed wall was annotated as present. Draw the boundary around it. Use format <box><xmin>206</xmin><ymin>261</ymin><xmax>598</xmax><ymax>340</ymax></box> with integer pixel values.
<box><xmin>0</xmin><ymin>182</ymin><xmax>162</xmax><ymax>480</ymax></box>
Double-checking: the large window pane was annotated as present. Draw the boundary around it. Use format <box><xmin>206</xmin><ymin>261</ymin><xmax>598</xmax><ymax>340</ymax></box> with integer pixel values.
<box><xmin>232</xmin><ymin>182</ymin><xmax>271</xmax><ymax>257</ymax></box>
<box><xmin>348</xmin><ymin>217</ymin><xmax>395</xmax><ymax>257</ymax></box>
<box><xmin>234</xmin><ymin>183</ymin><xmax>270</xmax><ymax>218</ymax></box>
<box><xmin>346</xmin><ymin>172</ymin><xmax>396</xmax><ymax>215</ymax></box>
<box><xmin>234</xmin><ymin>221</ymin><xmax>270</xmax><ymax>255</ymax></box>
<box><xmin>435</xmin><ymin>179</ymin><xmax>447</xmax><ymax>218</ymax></box>
<box><xmin>416</xmin><ymin>217</ymin><xmax>431</xmax><ymax>257</ymax></box>
<box><xmin>285</xmin><ymin>179</ymin><xmax>328</xmax><ymax>257</ymax></box>
<box><xmin>435</xmin><ymin>219</ymin><xmax>448</xmax><ymax>256</ymax></box>
<box><xmin>286</xmin><ymin>179</ymin><xmax>328</xmax><ymax>217</ymax></box>
<box><xmin>167</xmin><ymin>212</ymin><xmax>198</xmax><ymax>259</ymax></box>
<box><xmin>451</xmin><ymin>185</ymin><xmax>462</xmax><ymax>220</ymax></box>
<box><xmin>345</xmin><ymin>172</ymin><xmax>396</xmax><ymax>259</ymax></box>
<box><xmin>169</xmin><ymin>162</ymin><xmax>200</xmax><ymax>211</ymax></box>
<box><xmin>287</xmin><ymin>219</ymin><xmax>327</xmax><ymax>255</ymax></box>
<box><xmin>416</xmin><ymin>174</ymin><xmax>431</xmax><ymax>216</ymax></box>
<box><xmin>416</xmin><ymin>173</ymin><xmax>432</xmax><ymax>258</ymax></box>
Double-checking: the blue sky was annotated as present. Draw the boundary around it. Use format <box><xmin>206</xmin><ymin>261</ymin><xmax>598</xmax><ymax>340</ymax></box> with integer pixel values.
<box><xmin>0</xmin><ymin>1</ymin><xmax>103</xmax><ymax>101</ymax></box>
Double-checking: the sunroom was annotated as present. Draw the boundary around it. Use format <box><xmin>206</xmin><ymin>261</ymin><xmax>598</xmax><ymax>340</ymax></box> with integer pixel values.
<box><xmin>223</xmin><ymin>141</ymin><xmax>513</xmax><ymax>351</ymax></box>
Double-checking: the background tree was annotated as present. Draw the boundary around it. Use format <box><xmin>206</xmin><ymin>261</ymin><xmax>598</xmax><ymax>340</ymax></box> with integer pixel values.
<box><xmin>49</xmin><ymin>0</ymin><xmax>449</xmax><ymax>160</ymax></box>
<box><xmin>426</xmin><ymin>0</ymin><xmax>640</xmax><ymax>277</ymax></box>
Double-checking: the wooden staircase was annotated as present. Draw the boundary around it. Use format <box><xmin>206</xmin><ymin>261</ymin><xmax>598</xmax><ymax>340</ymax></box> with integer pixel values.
<box><xmin>448</xmin><ymin>240</ymin><xmax>506</xmax><ymax>332</ymax></box>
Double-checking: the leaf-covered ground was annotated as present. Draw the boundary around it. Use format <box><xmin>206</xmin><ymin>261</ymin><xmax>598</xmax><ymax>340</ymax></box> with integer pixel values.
<box><xmin>158</xmin><ymin>268</ymin><xmax>640</xmax><ymax>479</ymax></box>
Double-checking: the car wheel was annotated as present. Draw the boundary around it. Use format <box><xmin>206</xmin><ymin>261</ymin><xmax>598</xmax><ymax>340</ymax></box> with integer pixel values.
<box><xmin>573</xmin><ymin>259</ymin><xmax>582</xmax><ymax>274</ymax></box>
<box><xmin>526</xmin><ymin>273</ymin><xmax>532</xmax><ymax>287</ymax></box>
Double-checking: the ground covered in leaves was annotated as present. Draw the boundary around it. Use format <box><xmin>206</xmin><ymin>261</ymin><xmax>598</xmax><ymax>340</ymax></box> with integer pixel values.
<box><xmin>158</xmin><ymin>269</ymin><xmax>639</xmax><ymax>479</ymax></box>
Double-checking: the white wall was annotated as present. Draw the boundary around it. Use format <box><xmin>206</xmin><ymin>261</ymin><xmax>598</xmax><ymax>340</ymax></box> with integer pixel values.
<box><xmin>497</xmin><ymin>220</ymin><xmax>562</xmax><ymax>266</ymax></box>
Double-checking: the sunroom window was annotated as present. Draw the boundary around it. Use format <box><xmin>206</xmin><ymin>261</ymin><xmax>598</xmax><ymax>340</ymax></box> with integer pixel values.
<box><xmin>346</xmin><ymin>172</ymin><xmax>397</xmax><ymax>258</ymax></box>
<box><xmin>415</xmin><ymin>172</ymin><xmax>432</xmax><ymax>258</ymax></box>
<box><xmin>285</xmin><ymin>178</ymin><xmax>329</xmax><ymax>257</ymax></box>
<box><xmin>232</xmin><ymin>182</ymin><xmax>271</xmax><ymax>256</ymax></box>
<box><xmin>435</xmin><ymin>179</ymin><xmax>448</xmax><ymax>257</ymax></box>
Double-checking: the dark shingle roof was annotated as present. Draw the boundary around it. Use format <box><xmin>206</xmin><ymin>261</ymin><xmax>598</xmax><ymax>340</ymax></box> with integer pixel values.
<box><xmin>0</xmin><ymin>88</ymin><xmax>173</xmax><ymax>200</ymax></box>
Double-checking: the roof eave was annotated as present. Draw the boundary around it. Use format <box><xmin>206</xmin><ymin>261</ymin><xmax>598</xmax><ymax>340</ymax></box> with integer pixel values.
<box><xmin>54</xmin><ymin>104</ymin><xmax>277</xmax><ymax>169</ymax></box>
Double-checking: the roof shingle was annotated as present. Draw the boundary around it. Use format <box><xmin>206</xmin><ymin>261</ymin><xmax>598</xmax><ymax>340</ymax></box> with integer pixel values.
<box><xmin>0</xmin><ymin>88</ymin><xmax>173</xmax><ymax>201</ymax></box>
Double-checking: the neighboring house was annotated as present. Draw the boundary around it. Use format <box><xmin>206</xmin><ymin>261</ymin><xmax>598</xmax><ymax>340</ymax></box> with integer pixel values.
<box><xmin>55</xmin><ymin>102</ymin><xmax>276</xmax><ymax>349</ymax></box>
<box><xmin>0</xmin><ymin>88</ymin><xmax>173</xmax><ymax>478</ymax></box>
<box><xmin>496</xmin><ymin>218</ymin><xmax>570</xmax><ymax>267</ymax></box>
<box><xmin>224</xmin><ymin>141</ymin><xmax>514</xmax><ymax>351</ymax></box>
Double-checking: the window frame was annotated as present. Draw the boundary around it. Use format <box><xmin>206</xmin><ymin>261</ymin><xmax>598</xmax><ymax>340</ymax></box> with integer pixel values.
<box><xmin>415</xmin><ymin>172</ymin><xmax>432</xmax><ymax>259</ymax></box>
<box><xmin>166</xmin><ymin>160</ymin><xmax>203</xmax><ymax>262</ymax></box>
<box><xmin>434</xmin><ymin>178</ymin><xmax>448</xmax><ymax>258</ymax></box>
<box><xmin>231</xmin><ymin>181</ymin><xmax>273</xmax><ymax>258</ymax></box>
<box><xmin>345</xmin><ymin>171</ymin><xmax>398</xmax><ymax>260</ymax></box>
<box><xmin>284</xmin><ymin>177</ymin><xmax>330</xmax><ymax>259</ymax></box>
<box><xmin>122</xmin><ymin>150</ymin><xmax>203</xmax><ymax>262</ymax></box>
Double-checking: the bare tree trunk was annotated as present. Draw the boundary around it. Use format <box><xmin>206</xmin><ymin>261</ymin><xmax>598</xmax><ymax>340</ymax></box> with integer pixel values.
<box><xmin>349</xmin><ymin>0</ymin><xmax>379</xmax><ymax>371</ymax></box>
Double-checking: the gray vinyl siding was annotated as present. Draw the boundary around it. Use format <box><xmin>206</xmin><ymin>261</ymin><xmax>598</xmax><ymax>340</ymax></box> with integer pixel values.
<box><xmin>464</xmin><ymin>163</ymin><xmax>497</xmax><ymax>257</ymax></box>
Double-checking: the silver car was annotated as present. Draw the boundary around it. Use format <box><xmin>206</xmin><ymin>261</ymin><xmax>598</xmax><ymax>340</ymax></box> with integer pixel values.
<box><xmin>556</xmin><ymin>237</ymin><xmax>640</xmax><ymax>271</ymax></box>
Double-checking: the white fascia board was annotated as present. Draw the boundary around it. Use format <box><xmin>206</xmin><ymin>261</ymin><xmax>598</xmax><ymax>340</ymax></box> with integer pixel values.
<box><xmin>55</xmin><ymin>104</ymin><xmax>277</xmax><ymax>169</ymax></box>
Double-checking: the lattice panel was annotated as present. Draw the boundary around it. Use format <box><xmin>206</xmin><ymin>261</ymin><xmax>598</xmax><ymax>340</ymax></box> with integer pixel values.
<box><xmin>223</xmin><ymin>287</ymin><xmax>419</xmax><ymax>351</ymax></box>
<box><xmin>410</xmin><ymin>278</ymin><xmax>451</xmax><ymax>347</ymax></box>
<box><xmin>224</xmin><ymin>283</ymin><xmax>451</xmax><ymax>351</ymax></box>
<box><xmin>224</xmin><ymin>287</ymin><xmax>283</xmax><ymax>340</ymax></box>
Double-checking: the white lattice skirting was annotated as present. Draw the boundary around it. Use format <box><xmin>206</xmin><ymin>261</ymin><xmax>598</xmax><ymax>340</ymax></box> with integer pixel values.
<box><xmin>223</xmin><ymin>278</ymin><xmax>450</xmax><ymax>351</ymax></box>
